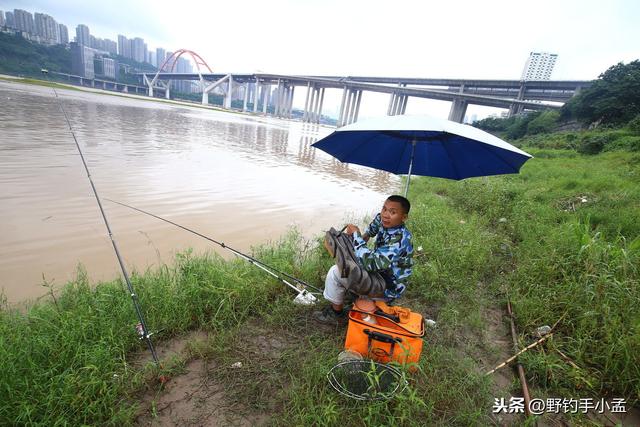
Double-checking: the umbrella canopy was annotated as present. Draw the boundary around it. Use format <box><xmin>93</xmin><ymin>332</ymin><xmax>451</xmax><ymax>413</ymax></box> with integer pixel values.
<box><xmin>312</xmin><ymin>115</ymin><xmax>532</xmax><ymax>195</ymax></box>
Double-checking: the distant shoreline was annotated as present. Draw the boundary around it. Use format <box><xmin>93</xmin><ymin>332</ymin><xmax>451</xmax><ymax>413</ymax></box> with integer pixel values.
<box><xmin>0</xmin><ymin>73</ymin><xmax>267</xmax><ymax>118</ymax></box>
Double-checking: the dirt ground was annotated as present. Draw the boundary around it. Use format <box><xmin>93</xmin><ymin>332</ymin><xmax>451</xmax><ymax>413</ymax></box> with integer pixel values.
<box><xmin>134</xmin><ymin>329</ymin><xmax>273</xmax><ymax>426</ymax></box>
<box><xmin>131</xmin><ymin>306</ymin><xmax>638</xmax><ymax>427</ymax></box>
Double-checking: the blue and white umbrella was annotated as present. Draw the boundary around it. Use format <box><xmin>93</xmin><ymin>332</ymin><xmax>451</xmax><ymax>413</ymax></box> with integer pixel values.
<box><xmin>312</xmin><ymin>114</ymin><xmax>532</xmax><ymax>196</ymax></box>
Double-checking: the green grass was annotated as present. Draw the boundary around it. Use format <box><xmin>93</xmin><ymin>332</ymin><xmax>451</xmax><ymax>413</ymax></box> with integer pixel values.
<box><xmin>1</xmin><ymin>149</ymin><xmax>638</xmax><ymax>425</ymax></box>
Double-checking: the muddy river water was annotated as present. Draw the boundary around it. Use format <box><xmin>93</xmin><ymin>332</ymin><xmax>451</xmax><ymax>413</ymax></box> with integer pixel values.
<box><xmin>0</xmin><ymin>81</ymin><xmax>398</xmax><ymax>304</ymax></box>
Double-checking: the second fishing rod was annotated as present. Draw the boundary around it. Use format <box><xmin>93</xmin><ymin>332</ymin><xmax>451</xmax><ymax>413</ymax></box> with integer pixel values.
<box><xmin>104</xmin><ymin>198</ymin><xmax>322</xmax><ymax>303</ymax></box>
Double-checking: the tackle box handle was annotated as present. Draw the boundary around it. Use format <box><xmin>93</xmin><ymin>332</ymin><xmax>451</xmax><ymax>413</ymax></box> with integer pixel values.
<box><xmin>364</xmin><ymin>329</ymin><xmax>403</xmax><ymax>359</ymax></box>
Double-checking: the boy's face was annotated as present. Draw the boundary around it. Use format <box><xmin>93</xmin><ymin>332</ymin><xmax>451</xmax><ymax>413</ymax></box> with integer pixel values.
<box><xmin>380</xmin><ymin>200</ymin><xmax>407</xmax><ymax>229</ymax></box>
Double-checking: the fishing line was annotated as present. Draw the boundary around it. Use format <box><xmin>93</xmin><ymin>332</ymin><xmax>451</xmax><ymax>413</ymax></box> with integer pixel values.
<box><xmin>41</xmin><ymin>70</ymin><xmax>159</xmax><ymax>364</ymax></box>
<box><xmin>103</xmin><ymin>198</ymin><xmax>323</xmax><ymax>296</ymax></box>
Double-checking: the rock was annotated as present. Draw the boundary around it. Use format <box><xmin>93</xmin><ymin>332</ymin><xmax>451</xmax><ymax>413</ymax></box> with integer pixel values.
<box><xmin>535</xmin><ymin>325</ymin><xmax>551</xmax><ymax>337</ymax></box>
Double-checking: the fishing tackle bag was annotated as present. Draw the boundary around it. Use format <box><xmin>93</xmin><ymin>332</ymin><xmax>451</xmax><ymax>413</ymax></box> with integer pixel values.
<box><xmin>344</xmin><ymin>301</ymin><xmax>424</xmax><ymax>366</ymax></box>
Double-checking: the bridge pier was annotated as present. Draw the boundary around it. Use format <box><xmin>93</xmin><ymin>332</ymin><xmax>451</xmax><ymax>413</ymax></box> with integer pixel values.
<box><xmin>224</xmin><ymin>75</ymin><xmax>234</xmax><ymax>109</ymax></box>
<box><xmin>275</xmin><ymin>80</ymin><xmax>284</xmax><ymax>117</ymax></box>
<box><xmin>163</xmin><ymin>81</ymin><xmax>170</xmax><ymax>99</ymax></box>
<box><xmin>302</xmin><ymin>83</ymin><xmax>325</xmax><ymax>123</ymax></box>
<box><xmin>143</xmin><ymin>74</ymin><xmax>154</xmax><ymax>97</ymax></box>
<box><xmin>286</xmin><ymin>86</ymin><xmax>295</xmax><ymax>118</ymax></box>
<box><xmin>275</xmin><ymin>83</ymin><xmax>293</xmax><ymax>118</ymax></box>
<box><xmin>305</xmin><ymin>86</ymin><xmax>325</xmax><ymax>124</ymax></box>
<box><xmin>508</xmin><ymin>83</ymin><xmax>526</xmax><ymax>117</ymax></box>
<box><xmin>338</xmin><ymin>88</ymin><xmax>362</xmax><ymax>127</ymax></box>
<box><xmin>262</xmin><ymin>83</ymin><xmax>270</xmax><ymax>115</ymax></box>
<box><xmin>243</xmin><ymin>83</ymin><xmax>249</xmax><ymax>111</ymax></box>
<box><xmin>387</xmin><ymin>84</ymin><xmax>407</xmax><ymax>116</ymax></box>
<box><xmin>202</xmin><ymin>74</ymin><xmax>231</xmax><ymax>106</ymax></box>
<box><xmin>309</xmin><ymin>86</ymin><xmax>319</xmax><ymax>122</ymax></box>
<box><xmin>303</xmin><ymin>83</ymin><xmax>312</xmax><ymax>122</ymax></box>
<box><xmin>253</xmin><ymin>81</ymin><xmax>261</xmax><ymax>112</ymax></box>
<box><xmin>448</xmin><ymin>98</ymin><xmax>468</xmax><ymax>123</ymax></box>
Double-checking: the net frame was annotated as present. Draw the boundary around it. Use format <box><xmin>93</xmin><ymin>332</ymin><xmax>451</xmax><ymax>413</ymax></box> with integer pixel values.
<box><xmin>327</xmin><ymin>359</ymin><xmax>407</xmax><ymax>401</ymax></box>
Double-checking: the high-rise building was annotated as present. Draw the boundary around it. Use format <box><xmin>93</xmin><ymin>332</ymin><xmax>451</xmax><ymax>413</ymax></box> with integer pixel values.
<box><xmin>156</xmin><ymin>48</ymin><xmax>166</xmax><ymax>69</ymax></box>
<box><xmin>0</xmin><ymin>11</ymin><xmax>5</xmax><ymax>27</ymax></box>
<box><xmin>132</xmin><ymin>37</ymin><xmax>145</xmax><ymax>63</ymax></box>
<box><xmin>5</xmin><ymin>11</ymin><xmax>15</xmax><ymax>28</ymax></box>
<box><xmin>117</xmin><ymin>35</ymin><xmax>130</xmax><ymax>58</ymax></box>
<box><xmin>71</xmin><ymin>42</ymin><xmax>95</xmax><ymax>78</ymax></box>
<box><xmin>14</xmin><ymin>9</ymin><xmax>34</xmax><ymax>34</ymax></box>
<box><xmin>34</xmin><ymin>13</ymin><xmax>59</xmax><ymax>44</ymax></box>
<box><xmin>76</xmin><ymin>24</ymin><xmax>90</xmax><ymax>46</ymax></box>
<box><xmin>58</xmin><ymin>24</ymin><xmax>69</xmax><ymax>44</ymax></box>
<box><xmin>172</xmin><ymin>57</ymin><xmax>195</xmax><ymax>93</ymax></box>
<box><xmin>521</xmin><ymin>51</ymin><xmax>558</xmax><ymax>80</ymax></box>
<box><xmin>105</xmin><ymin>39</ymin><xmax>117</xmax><ymax>54</ymax></box>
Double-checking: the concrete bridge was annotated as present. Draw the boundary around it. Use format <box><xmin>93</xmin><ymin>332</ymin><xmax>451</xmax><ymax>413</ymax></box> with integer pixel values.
<box><xmin>138</xmin><ymin>71</ymin><xmax>591</xmax><ymax>124</ymax></box>
<box><xmin>50</xmin><ymin>71</ymin><xmax>148</xmax><ymax>94</ymax></box>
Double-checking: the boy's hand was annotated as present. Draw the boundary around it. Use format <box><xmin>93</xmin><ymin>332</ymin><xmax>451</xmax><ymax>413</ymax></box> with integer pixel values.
<box><xmin>344</xmin><ymin>224</ymin><xmax>361</xmax><ymax>235</ymax></box>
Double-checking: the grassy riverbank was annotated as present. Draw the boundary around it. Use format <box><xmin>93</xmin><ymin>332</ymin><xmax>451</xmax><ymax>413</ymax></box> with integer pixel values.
<box><xmin>1</xmin><ymin>147</ymin><xmax>638</xmax><ymax>425</ymax></box>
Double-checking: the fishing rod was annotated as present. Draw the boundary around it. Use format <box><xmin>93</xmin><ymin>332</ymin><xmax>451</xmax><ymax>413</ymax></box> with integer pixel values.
<box><xmin>41</xmin><ymin>69</ymin><xmax>159</xmax><ymax>365</ymax></box>
<box><xmin>103</xmin><ymin>198</ymin><xmax>321</xmax><ymax>303</ymax></box>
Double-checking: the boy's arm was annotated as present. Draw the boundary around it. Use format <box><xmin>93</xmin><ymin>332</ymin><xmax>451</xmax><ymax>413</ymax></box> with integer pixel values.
<box><xmin>352</xmin><ymin>231</ymin><xmax>402</xmax><ymax>272</ymax></box>
<box><xmin>363</xmin><ymin>213</ymin><xmax>382</xmax><ymax>243</ymax></box>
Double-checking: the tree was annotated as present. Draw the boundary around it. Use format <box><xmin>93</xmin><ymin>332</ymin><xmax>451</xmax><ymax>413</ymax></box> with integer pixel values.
<box><xmin>527</xmin><ymin>110</ymin><xmax>560</xmax><ymax>134</ymax></box>
<box><xmin>564</xmin><ymin>60</ymin><xmax>640</xmax><ymax>126</ymax></box>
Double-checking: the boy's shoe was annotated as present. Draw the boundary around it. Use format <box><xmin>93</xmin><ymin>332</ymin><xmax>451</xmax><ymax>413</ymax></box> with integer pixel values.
<box><xmin>313</xmin><ymin>305</ymin><xmax>347</xmax><ymax>326</ymax></box>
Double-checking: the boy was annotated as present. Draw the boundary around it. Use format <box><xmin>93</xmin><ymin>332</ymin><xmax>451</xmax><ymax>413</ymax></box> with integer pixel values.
<box><xmin>314</xmin><ymin>195</ymin><xmax>414</xmax><ymax>324</ymax></box>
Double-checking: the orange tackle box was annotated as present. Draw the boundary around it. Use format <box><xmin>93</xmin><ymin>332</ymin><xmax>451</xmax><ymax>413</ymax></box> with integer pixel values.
<box><xmin>344</xmin><ymin>301</ymin><xmax>425</xmax><ymax>366</ymax></box>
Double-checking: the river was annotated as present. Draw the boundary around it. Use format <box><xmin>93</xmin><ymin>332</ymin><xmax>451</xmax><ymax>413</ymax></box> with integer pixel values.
<box><xmin>0</xmin><ymin>80</ymin><xmax>398</xmax><ymax>304</ymax></box>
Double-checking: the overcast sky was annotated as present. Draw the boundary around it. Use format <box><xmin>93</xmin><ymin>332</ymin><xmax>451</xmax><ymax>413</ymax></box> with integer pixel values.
<box><xmin>3</xmin><ymin>0</ymin><xmax>639</xmax><ymax>118</ymax></box>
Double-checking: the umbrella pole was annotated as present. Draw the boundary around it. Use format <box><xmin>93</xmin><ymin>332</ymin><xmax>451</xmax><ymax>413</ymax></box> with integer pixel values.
<box><xmin>404</xmin><ymin>140</ymin><xmax>417</xmax><ymax>198</ymax></box>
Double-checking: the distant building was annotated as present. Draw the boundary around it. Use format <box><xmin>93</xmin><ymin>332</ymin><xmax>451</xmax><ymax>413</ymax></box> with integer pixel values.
<box><xmin>76</xmin><ymin>24</ymin><xmax>90</xmax><ymax>46</ymax></box>
<box><xmin>34</xmin><ymin>12</ymin><xmax>59</xmax><ymax>44</ymax></box>
<box><xmin>521</xmin><ymin>51</ymin><xmax>558</xmax><ymax>80</ymax></box>
<box><xmin>117</xmin><ymin>34</ymin><xmax>130</xmax><ymax>58</ymax></box>
<box><xmin>14</xmin><ymin>9</ymin><xmax>34</xmax><ymax>34</ymax></box>
<box><xmin>156</xmin><ymin>48</ymin><xmax>166</xmax><ymax>69</ymax></box>
<box><xmin>71</xmin><ymin>42</ymin><xmax>95</xmax><ymax>79</ymax></box>
<box><xmin>103</xmin><ymin>58</ymin><xmax>117</xmax><ymax>79</ymax></box>
<box><xmin>172</xmin><ymin>57</ymin><xmax>196</xmax><ymax>93</ymax></box>
<box><xmin>132</xmin><ymin>37</ymin><xmax>145</xmax><ymax>63</ymax></box>
<box><xmin>90</xmin><ymin>36</ymin><xmax>117</xmax><ymax>54</ymax></box>
<box><xmin>5</xmin><ymin>11</ymin><xmax>15</xmax><ymax>28</ymax></box>
<box><xmin>0</xmin><ymin>11</ymin><xmax>5</xmax><ymax>27</ymax></box>
<box><xmin>58</xmin><ymin>23</ymin><xmax>68</xmax><ymax>44</ymax></box>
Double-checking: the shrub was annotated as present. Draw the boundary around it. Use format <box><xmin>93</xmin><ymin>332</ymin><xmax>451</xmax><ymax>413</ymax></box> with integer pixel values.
<box><xmin>603</xmin><ymin>135</ymin><xmax>640</xmax><ymax>152</ymax></box>
<box><xmin>577</xmin><ymin>134</ymin><xmax>613</xmax><ymax>154</ymax></box>
<box><xmin>627</xmin><ymin>114</ymin><xmax>640</xmax><ymax>135</ymax></box>
<box><xmin>527</xmin><ymin>110</ymin><xmax>560</xmax><ymax>135</ymax></box>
